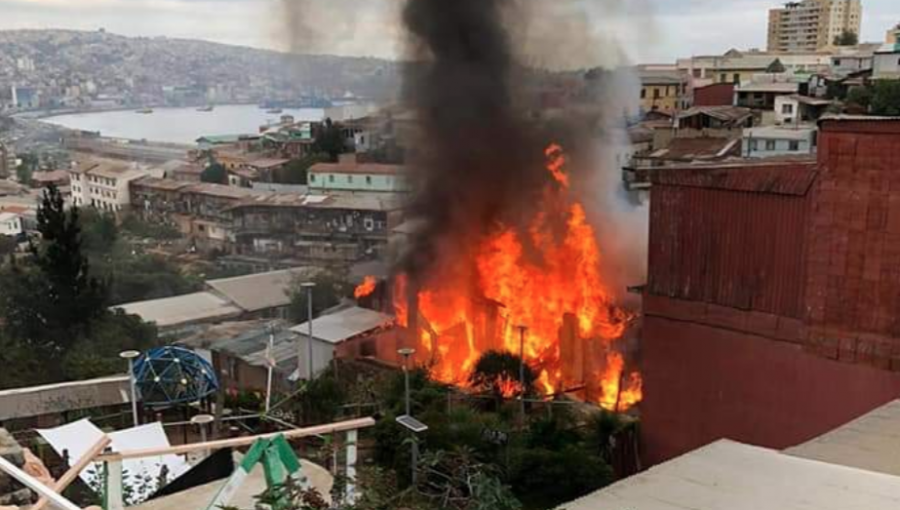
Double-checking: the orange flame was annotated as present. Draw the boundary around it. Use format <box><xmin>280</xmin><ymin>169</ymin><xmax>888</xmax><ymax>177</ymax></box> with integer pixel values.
<box><xmin>354</xmin><ymin>276</ymin><xmax>378</xmax><ymax>299</ymax></box>
<box><xmin>393</xmin><ymin>144</ymin><xmax>640</xmax><ymax>412</ymax></box>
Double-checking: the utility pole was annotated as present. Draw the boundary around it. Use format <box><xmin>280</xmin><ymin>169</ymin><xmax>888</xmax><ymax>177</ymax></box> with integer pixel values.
<box><xmin>398</xmin><ymin>348</ymin><xmax>417</xmax><ymax>484</ymax></box>
<box><xmin>300</xmin><ymin>282</ymin><xmax>316</xmax><ymax>380</ymax></box>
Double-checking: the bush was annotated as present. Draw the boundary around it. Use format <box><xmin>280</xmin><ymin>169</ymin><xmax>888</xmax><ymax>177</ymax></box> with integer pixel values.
<box><xmin>507</xmin><ymin>445</ymin><xmax>613</xmax><ymax>507</ymax></box>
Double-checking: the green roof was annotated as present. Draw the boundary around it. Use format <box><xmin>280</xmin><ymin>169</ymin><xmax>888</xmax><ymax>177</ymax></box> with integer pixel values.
<box><xmin>196</xmin><ymin>134</ymin><xmax>251</xmax><ymax>144</ymax></box>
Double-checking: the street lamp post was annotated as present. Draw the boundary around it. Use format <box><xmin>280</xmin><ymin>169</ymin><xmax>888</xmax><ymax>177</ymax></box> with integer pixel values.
<box><xmin>119</xmin><ymin>350</ymin><xmax>141</xmax><ymax>427</ymax></box>
<box><xmin>265</xmin><ymin>323</ymin><xmax>275</xmax><ymax>413</ymax></box>
<box><xmin>397</xmin><ymin>348</ymin><xmax>417</xmax><ymax>483</ymax></box>
<box><xmin>516</xmin><ymin>325</ymin><xmax>527</xmax><ymax>422</ymax></box>
<box><xmin>300</xmin><ymin>282</ymin><xmax>316</xmax><ymax>380</ymax></box>
<box><xmin>190</xmin><ymin>414</ymin><xmax>215</xmax><ymax>458</ymax></box>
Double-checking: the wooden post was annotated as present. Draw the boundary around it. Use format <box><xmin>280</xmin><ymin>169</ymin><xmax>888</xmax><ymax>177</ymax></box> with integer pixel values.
<box><xmin>0</xmin><ymin>456</ymin><xmax>81</xmax><ymax>510</ymax></box>
<box><xmin>105</xmin><ymin>458</ymin><xmax>124</xmax><ymax>510</ymax></box>
<box><xmin>345</xmin><ymin>429</ymin><xmax>358</xmax><ymax>504</ymax></box>
<box><xmin>32</xmin><ymin>436</ymin><xmax>112</xmax><ymax>510</ymax></box>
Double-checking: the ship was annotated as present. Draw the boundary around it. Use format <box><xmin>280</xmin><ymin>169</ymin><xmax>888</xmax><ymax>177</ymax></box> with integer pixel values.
<box><xmin>266</xmin><ymin>108</ymin><xmax>283</xmax><ymax>114</ymax></box>
<box><xmin>197</xmin><ymin>105</ymin><xmax>215</xmax><ymax>112</ymax></box>
<box><xmin>136</xmin><ymin>108</ymin><xmax>154</xmax><ymax>114</ymax></box>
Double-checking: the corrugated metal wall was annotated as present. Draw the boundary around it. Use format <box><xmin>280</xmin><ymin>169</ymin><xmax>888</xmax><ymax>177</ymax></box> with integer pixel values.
<box><xmin>649</xmin><ymin>184</ymin><xmax>810</xmax><ymax>318</ymax></box>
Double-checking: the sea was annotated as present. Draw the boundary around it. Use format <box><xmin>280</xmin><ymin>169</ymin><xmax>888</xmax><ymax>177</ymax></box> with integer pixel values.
<box><xmin>41</xmin><ymin>104</ymin><xmax>326</xmax><ymax>145</ymax></box>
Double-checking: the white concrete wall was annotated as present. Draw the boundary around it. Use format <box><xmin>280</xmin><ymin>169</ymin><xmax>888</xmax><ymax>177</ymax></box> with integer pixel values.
<box><xmin>295</xmin><ymin>335</ymin><xmax>337</xmax><ymax>380</ymax></box>
<box><xmin>742</xmin><ymin>136</ymin><xmax>814</xmax><ymax>158</ymax></box>
<box><xmin>308</xmin><ymin>172</ymin><xmax>409</xmax><ymax>192</ymax></box>
<box><xmin>874</xmin><ymin>52</ymin><xmax>900</xmax><ymax>80</ymax></box>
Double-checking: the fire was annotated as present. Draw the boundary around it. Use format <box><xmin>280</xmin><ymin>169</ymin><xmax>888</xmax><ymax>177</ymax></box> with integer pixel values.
<box><xmin>393</xmin><ymin>144</ymin><xmax>641</xmax><ymax>412</ymax></box>
<box><xmin>354</xmin><ymin>276</ymin><xmax>378</xmax><ymax>299</ymax></box>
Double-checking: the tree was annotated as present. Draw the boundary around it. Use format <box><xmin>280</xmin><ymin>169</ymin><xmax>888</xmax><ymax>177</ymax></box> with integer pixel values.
<box><xmin>846</xmin><ymin>86</ymin><xmax>872</xmax><ymax>110</ymax></box>
<box><xmin>278</xmin><ymin>154</ymin><xmax>329</xmax><ymax>185</ymax></box>
<box><xmin>201</xmin><ymin>162</ymin><xmax>228</xmax><ymax>184</ymax></box>
<box><xmin>287</xmin><ymin>272</ymin><xmax>350</xmax><ymax>323</ymax></box>
<box><xmin>834</xmin><ymin>30</ymin><xmax>859</xmax><ymax>46</ymax></box>
<box><xmin>16</xmin><ymin>153</ymin><xmax>38</xmax><ymax>185</ymax></box>
<box><xmin>312</xmin><ymin>118</ymin><xmax>346</xmax><ymax>162</ymax></box>
<box><xmin>871</xmin><ymin>80</ymin><xmax>900</xmax><ymax>116</ymax></box>
<box><xmin>468</xmin><ymin>351</ymin><xmax>536</xmax><ymax>401</ymax></box>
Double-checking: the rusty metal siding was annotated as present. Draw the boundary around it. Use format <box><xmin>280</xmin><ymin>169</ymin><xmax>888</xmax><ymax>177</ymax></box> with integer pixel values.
<box><xmin>649</xmin><ymin>183</ymin><xmax>810</xmax><ymax>318</ymax></box>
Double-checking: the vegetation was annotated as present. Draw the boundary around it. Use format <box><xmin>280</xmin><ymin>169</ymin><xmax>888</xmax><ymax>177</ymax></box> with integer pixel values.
<box><xmin>0</xmin><ymin>185</ymin><xmax>158</xmax><ymax>388</ymax></box>
<box><xmin>833</xmin><ymin>30</ymin><xmax>859</xmax><ymax>46</ymax></box>
<box><xmin>313</xmin><ymin>118</ymin><xmax>347</xmax><ymax>162</ymax></box>
<box><xmin>120</xmin><ymin>215</ymin><xmax>181</xmax><ymax>240</ymax></box>
<box><xmin>15</xmin><ymin>152</ymin><xmax>38</xmax><ymax>185</ymax></box>
<box><xmin>201</xmin><ymin>161</ymin><xmax>228</xmax><ymax>184</ymax></box>
<box><xmin>845</xmin><ymin>81</ymin><xmax>900</xmax><ymax>116</ymax></box>
<box><xmin>279</xmin><ymin>154</ymin><xmax>330</xmax><ymax>185</ymax></box>
<box><xmin>287</xmin><ymin>271</ymin><xmax>350</xmax><ymax>323</ymax></box>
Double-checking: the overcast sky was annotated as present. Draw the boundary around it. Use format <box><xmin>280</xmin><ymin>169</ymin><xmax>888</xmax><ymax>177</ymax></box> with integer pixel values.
<box><xmin>0</xmin><ymin>0</ymin><xmax>896</xmax><ymax>63</ymax></box>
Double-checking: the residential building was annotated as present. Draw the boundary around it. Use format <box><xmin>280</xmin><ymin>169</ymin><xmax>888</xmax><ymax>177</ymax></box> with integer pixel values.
<box><xmin>678</xmin><ymin>50</ymin><xmax>832</xmax><ymax>88</ymax></box>
<box><xmin>743</xmin><ymin>125</ymin><xmax>818</xmax><ymax>157</ymax></box>
<box><xmin>308</xmin><ymin>155</ymin><xmax>408</xmax><ymax>193</ymax></box>
<box><xmin>888</xmin><ymin>23</ymin><xmax>900</xmax><ymax>44</ymax></box>
<box><xmin>228</xmin><ymin>193</ymin><xmax>403</xmax><ymax>264</ymax></box>
<box><xmin>639</xmin><ymin>69</ymin><xmax>690</xmax><ymax>114</ymax></box>
<box><xmin>734</xmin><ymin>80</ymin><xmax>801</xmax><ymax>121</ymax></box>
<box><xmin>206</xmin><ymin>268</ymin><xmax>315</xmax><ymax>320</ymax></box>
<box><xmin>0</xmin><ymin>212</ymin><xmax>22</xmax><ymax>237</ymax></box>
<box><xmin>873</xmin><ymin>42</ymin><xmax>900</xmax><ymax>80</ymax></box>
<box><xmin>30</xmin><ymin>170</ymin><xmax>70</xmax><ymax>189</ymax></box>
<box><xmin>290</xmin><ymin>306</ymin><xmax>397</xmax><ymax>380</ymax></box>
<box><xmin>0</xmin><ymin>143</ymin><xmax>12</xmax><ymax>178</ymax></box>
<box><xmin>69</xmin><ymin>161</ymin><xmax>148</xmax><ymax>213</ymax></box>
<box><xmin>692</xmin><ymin>83</ymin><xmax>736</xmax><ymax>107</ymax></box>
<box><xmin>641</xmin><ymin>117</ymin><xmax>900</xmax><ymax>466</ymax></box>
<box><xmin>774</xmin><ymin>95</ymin><xmax>833</xmax><ymax>124</ymax></box>
<box><xmin>768</xmin><ymin>0</ymin><xmax>862</xmax><ymax>53</ymax></box>
<box><xmin>830</xmin><ymin>44</ymin><xmax>879</xmax><ymax>74</ymax></box>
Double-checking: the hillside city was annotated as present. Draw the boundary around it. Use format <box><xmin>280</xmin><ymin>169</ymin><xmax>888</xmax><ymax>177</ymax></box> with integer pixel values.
<box><xmin>0</xmin><ymin>1</ymin><xmax>899</xmax><ymax>509</ymax></box>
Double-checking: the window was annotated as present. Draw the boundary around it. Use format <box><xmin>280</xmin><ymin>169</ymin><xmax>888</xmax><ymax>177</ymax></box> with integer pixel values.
<box><xmin>733</xmin><ymin>74</ymin><xmax>741</xmax><ymax>84</ymax></box>
<box><xmin>640</xmin><ymin>88</ymin><xmax>646</xmax><ymax>99</ymax></box>
<box><xmin>749</xmin><ymin>139</ymin><xmax>759</xmax><ymax>151</ymax></box>
<box><xmin>765</xmin><ymin>140</ymin><xmax>777</xmax><ymax>151</ymax></box>
<box><xmin>329</xmin><ymin>174</ymin><xmax>335</xmax><ymax>183</ymax></box>
<box><xmin>789</xmin><ymin>140</ymin><xmax>800</xmax><ymax>151</ymax></box>
<box><xmin>653</xmin><ymin>88</ymin><xmax>661</xmax><ymax>99</ymax></box>
<box><xmin>720</xmin><ymin>73</ymin><xmax>727</xmax><ymax>83</ymax></box>
<box><xmin>366</xmin><ymin>175</ymin><xmax>372</xmax><ymax>185</ymax></box>
<box><xmin>310</xmin><ymin>174</ymin><xmax>316</xmax><ymax>182</ymax></box>
<box><xmin>783</xmin><ymin>102</ymin><xmax>795</xmax><ymax>115</ymax></box>
<box><xmin>348</xmin><ymin>175</ymin><xmax>354</xmax><ymax>183</ymax></box>
<box><xmin>692</xmin><ymin>69</ymin><xmax>702</xmax><ymax>78</ymax></box>
<box><xmin>834</xmin><ymin>58</ymin><xmax>842</xmax><ymax>66</ymax></box>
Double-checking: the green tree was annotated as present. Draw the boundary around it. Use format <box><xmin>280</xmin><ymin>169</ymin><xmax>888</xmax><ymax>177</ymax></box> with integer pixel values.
<box><xmin>468</xmin><ymin>351</ymin><xmax>536</xmax><ymax>401</ymax></box>
<box><xmin>287</xmin><ymin>272</ymin><xmax>349</xmax><ymax>323</ymax></box>
<box><xmin>846</xmin><ymin>86</ymin><xmax>872</xmax><ymax>110</ymax></box>
<box><xmin>833</xmin><ymin>30</ymin><xmax>859</xmax><ymax>46</ymax></box>
<box><xmin>278</xmin><ymin>154</ymin><xmax>329</xmax><ymax>185</ymax></box>
<box><xmin>201</xmin><ymin>162</ymin><xmax>228</xmax><ymax>184</ymax></box>
<box><xmin>312</xmin><ymin>118</ymin><xmax>346</xmax><ymax>162</ymax></box>
<box><xmin>80</xmin><ymin>209</ymin><xmax>119</xmax><ymax>254</ymax></box>
<box><xmin>16</xmin><ymin>152</ymin><xmax>38</xmax><ymax>185</ymax></box>
<box><xmin>871</xmin><ymin>80</ymin><xmax>900</xmax><ymax>116</ymax></box>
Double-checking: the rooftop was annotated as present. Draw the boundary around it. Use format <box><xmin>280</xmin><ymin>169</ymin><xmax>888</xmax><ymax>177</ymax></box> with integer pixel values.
<box><xmin>786</xmin><ymin>399</ymin><xmax>900</xmax><ymax>477</ymax></box>
<box><xmin>745</xmin><ymin>125</ymin><xmax>817</xmax><ymax>140</ymax></box>
<box><xmin>678</xmin><ymin>105</ymin><xmax>753</xmax><ymax>123</ymax></box>
<box><xmin>206</xmin><ymin>268</ymin><xmax>318</xmax><ymax>313</ymax></box>
<box><xmin>736</xmin><ymin>81</ymin><xmax>800</xmax><ymax>93</ymax></box>
<box><xmin>133</xmin><ymin>177</ymin><xmax>193</xmax><ymax>192</ymax></box>
<box><xmin>647</xmin><ymin>137</ymin><xmax>741</xmax><ymax>161</ymax></box>
<box><xmin>309</xmin><ymin>161</ymin><xmax>405</xmax><ymax>176</ymax></box>
<box><xmin>185</xmin><ymin>182</ymin><xmax>268</xmax><ymax>200</ymax></box>
<box><xmin>557</xmin><ymin>440</ymin><xmax>900</xmax><ymax>510</ymax></box>
<box><xmin>0</xmin><ymin>375</ymin><xmax>130</xmax><ymax>421</ymax></box>
<box><xmin>116</xmin><ymin>292</ymin><xmax>242</xmax><ymax>328</ymax></box>
<box><xmin>290</xmin><ymin>306</ymin><xmax>394</xmax><ymax>344</ymax></box>
<box><xmin>229</xmin><ymin>192</ymin><xmax>404</xmax><ymax>212</ymax></box>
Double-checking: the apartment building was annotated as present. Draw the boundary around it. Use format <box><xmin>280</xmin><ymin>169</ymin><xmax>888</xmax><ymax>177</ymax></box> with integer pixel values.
<box><xmin>308</xmin><ymin>155</ymin><xmax>409</xmax><ymax>193</ymax></box>
<box><xmin>69</xmin><ymin>161</ymin><xmax>148</xmax><ymax>213</ymax></box>
<box><xmin>767</xmin><ymin>0</ymin><xmax>862</xmax><ymax>52</ymax></box>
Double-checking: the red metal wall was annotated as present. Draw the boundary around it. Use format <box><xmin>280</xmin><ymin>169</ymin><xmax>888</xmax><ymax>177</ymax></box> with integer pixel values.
<box><xmin>642</xmin><ymin>119</ymin><xmax>900</xmax><ymax>465</ymax></box>
<box><xmin>693</xmin><ymin>83</ymin><xmax>735</xmax><ymax>107</ymax></box>
<box><xmin>642</xmin><ymin>315</ymin><xmax>900</xmax><ymax>465</ymax></box>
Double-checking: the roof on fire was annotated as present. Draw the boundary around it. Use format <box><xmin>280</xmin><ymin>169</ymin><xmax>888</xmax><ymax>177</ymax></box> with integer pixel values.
<box><xmin>785</xmin><ymin>399</ymin><xmax>900</xmax><ymax>477</ymax></box>
<box><xmin>557</xmin><ymin>440</ymin><xmax>900</xmax><ymax>510</ymax></box>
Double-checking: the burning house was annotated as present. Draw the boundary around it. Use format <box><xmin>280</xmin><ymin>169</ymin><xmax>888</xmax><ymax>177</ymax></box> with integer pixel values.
<box><xmin>642</xmin><ymin>116</ymin><xmax>900</xmax><ymax>465</ymax></box>
<box><xmin>383</xmin><ymin>0</ymin><xmax>644</xmax><ymax>411</ymax></box>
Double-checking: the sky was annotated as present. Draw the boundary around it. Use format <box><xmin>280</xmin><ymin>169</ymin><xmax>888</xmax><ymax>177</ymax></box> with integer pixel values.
<box><xmin>0</xmin><ymin>0</ymin><xmax>896</xmax><ymax>64</ymax></box>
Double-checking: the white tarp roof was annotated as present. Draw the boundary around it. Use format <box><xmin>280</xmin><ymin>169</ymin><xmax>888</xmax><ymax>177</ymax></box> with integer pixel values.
<box><xmin>786</xmin><ymin>399</ymin><xmax>900</xmax><ymax>477</ymax></box>
<box><xmin>290</xmin><ymin>306</ymin><xmax>393</xmax><ymax>344</ymax></box>
<box><xmin>38</xmin><ymin>419</ymin><xmax>191</xmax><ymax>504</ymax></box>
<box><xmin>557</xmin><ymin>440</ymin><xmax>900</xmax><ymax>510</ymax></box>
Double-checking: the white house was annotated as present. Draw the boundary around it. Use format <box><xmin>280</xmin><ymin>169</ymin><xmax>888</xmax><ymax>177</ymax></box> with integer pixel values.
<box><xmin>774</xmin><ymin>95</ymin><xmax>834</xmax><ymax>125</ymax></box>
<box><xmin>69</xmin><ymin>161</ymin><xmax>148</xmax><ymax>213</ymax></box>
<box><xmin>308</xmin><ymin>155</ymin><xmax>409</xmax><ymax>193</ymax></box>
<box><xmin>0</xmin><ymin>212</ymin><xmax>23</xmax><ymax>237</ymax></box>
<box><xmin>874</xmin><ymin>43</ymin><xmax>900</xmax><ymax>80</ymax></box>
<box><xmin>743</xmin><ymin>126</ymin><xmax>817</xmax><ymax>158</ymax></box>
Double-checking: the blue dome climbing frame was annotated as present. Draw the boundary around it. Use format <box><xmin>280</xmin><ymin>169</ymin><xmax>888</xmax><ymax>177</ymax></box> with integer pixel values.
<box><xmin>133</xmin><ymin>346</ymin><xmax>219</xmax><ymax>406</ymax></box>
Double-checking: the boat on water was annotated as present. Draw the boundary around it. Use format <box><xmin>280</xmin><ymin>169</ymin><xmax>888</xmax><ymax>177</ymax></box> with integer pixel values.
<box><xmin>197</xmin><ymin>105</ymin><xmax>215</xmax><ymax>112</ymax></box>
<box><xmin>267</xmin><ymin>108</ymin><xmax>283</xmax><ymax>114</ymax></box>
<box><xmin>136</xmin><ymin>108</ymin><xmax>154</xmax><ymax>114</ymax></box>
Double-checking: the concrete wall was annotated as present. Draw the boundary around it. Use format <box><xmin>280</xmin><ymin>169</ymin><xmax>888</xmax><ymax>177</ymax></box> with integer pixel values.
<box><xmin>308</xmin><ymin>171</ymin><xmax>409</xmax><ymax>192</ymax></box>
<box><xmin>874</xmin><ymin>52</ymin><xmax>900</xmax><ymax>80</ymax></box>
<box><xmin>743</xmin><ymin>135</ymin><xmax>814</xmax><ymax>157</ymax></box>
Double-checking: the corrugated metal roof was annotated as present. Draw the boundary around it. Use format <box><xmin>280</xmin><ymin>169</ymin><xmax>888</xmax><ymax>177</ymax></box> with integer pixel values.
<box><xmin>557</xmin><ymin>440</ymin><xmax>900</xmax><ymax>510</ymax></box>
<box><xmin>290</xmin><ymin>306</ymin><xmax>394</xmax><ymax>344</ymax></box>
<box><xmin>678</xmin><ymin>106</ymin><xmax>753</xmax><ymax>123</ymax></box>
<box><xmin>116</xmin><ymin>292</ymin><xmax>242</xmax><ymax>328</ymax></box>
<box><xmin>0</xmin><ymin>375</ymin><xmax>129</xmax><ymax>420</ymax></box>
<box><xmin>652</xmin><ymin>161</ymin><xmax>818</xmax><ymax>195</ymax></box>
<box><xmin>786</xmin><ymin>400</ymin><xmax>900</xmax><ymax>477</ymax></box>
<box><xmin>206</xmin><ymin>268</ymin><xmax>318</xmax><ymax>313</ymax></box>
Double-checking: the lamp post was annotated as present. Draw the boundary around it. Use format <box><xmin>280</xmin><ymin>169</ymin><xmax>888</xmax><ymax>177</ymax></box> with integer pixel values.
<box><xmin>397</xmin><ymin>348</ymin><xmax>418</xmax><ymax>484</ymax></box>
<box><xmin>119</xmin><ymin>350</ymin><xmax>141</xmax><ymax>427</ymax></box>
<box><xmin>190</xmin><ymin>414</ymin><xmax>215</xmax><ymax>458</ymax></box>
<box><xmin>265</xmin><ymin>323</ymin><xmax>275</xmax><ymax>414</ymax></box>
<box><xmin>516</xmin><ymin>325</ymin><xmax>527</xmax><ymax>422</ymax></box>
<box><xmin>300</xmin><ymin>282</ymin><xmax>316</xmax><ymax>380</ymax></box>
